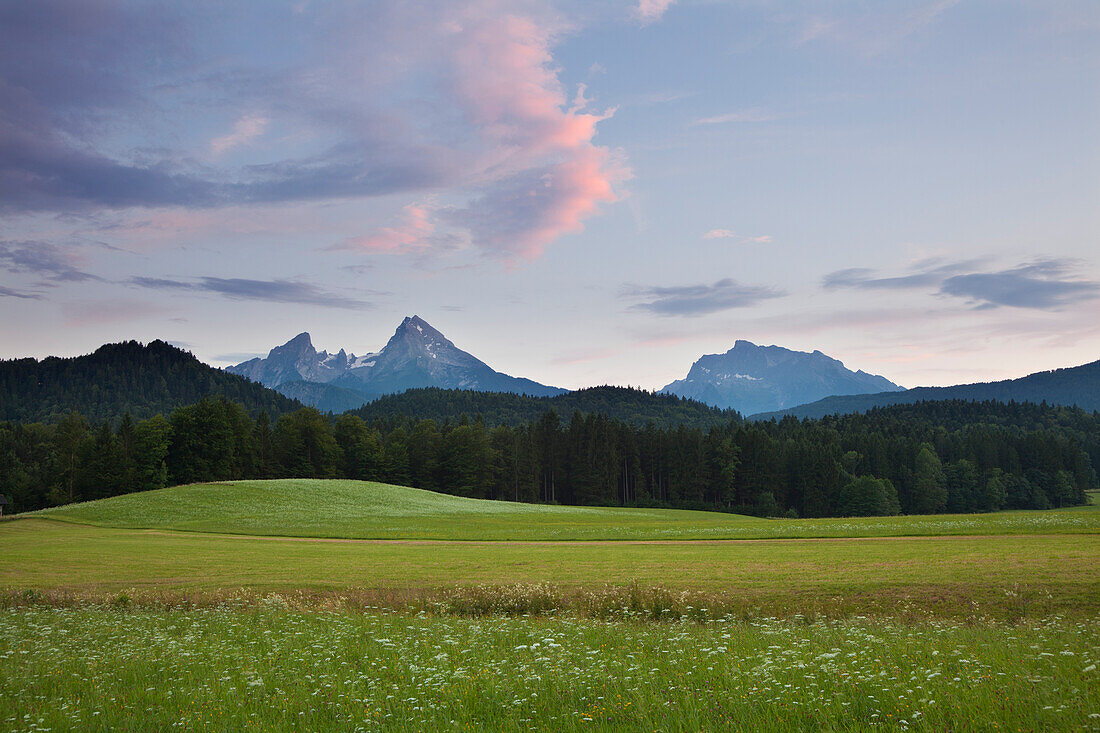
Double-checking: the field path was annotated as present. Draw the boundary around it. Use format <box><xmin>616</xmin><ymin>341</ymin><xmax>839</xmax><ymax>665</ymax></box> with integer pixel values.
<box><xmin>130</xmin><ymin>524</ymin><xmax>1087</xmax><ymax>546</ymax></box>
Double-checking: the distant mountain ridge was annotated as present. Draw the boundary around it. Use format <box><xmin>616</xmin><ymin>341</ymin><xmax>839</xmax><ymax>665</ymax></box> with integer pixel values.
<box><xmin>752</xmin><ymin>359</ymin><xmax>1100</xmax><ymax>420</ymax></box>
<box><xmin>0</xmin><ymin>340</ymin><xmax>301</xmax><ymax>423</ymax></box>
<box><xmin>348</xmin><ymin>385</ymin><xmax>742</xmax><ymax>429</ymax></box>
<box><xmin>227</xmin><ymin>316</ymin><xmax>564</xmax><ymax>409</ymax></box>
<box><xmin>661</xmin><ymin>340</ymin><xmax>903</xmax><ymax>415</ymax></box>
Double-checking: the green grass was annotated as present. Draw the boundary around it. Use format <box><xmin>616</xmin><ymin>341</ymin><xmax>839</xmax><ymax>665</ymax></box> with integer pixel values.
<box><xmin>27</xmin><ymin>478</ymin><xmax>1100</xmax><ymax>540</ymax></box>
<box><xmin>1</xmin><ymin>608</ymin><xmax>1097</xmax><ymax>731</ymax></box>
<box><xmin>4</xmin><ymin>480</ymin><xmax>1100</xmax><ymax>730</ymax></box>
<box><xmin>2</xmin><ymin>519</ymin><xmax>1097</xmax><ymax>619</ymax></box>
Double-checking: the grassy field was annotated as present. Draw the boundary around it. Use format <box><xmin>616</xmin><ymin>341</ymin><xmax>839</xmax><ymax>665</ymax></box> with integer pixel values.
<box><xmin>3</xmin><ymin>480</ymin><xmax>1099</xmax><ymax>731</ymax></box>
<box><xmin>1</xmin><ymin>608</ymin><xmax>1097</xmax><ymax>731</ymax></box>
<box><xmin>2</xmin><ymin>517</ymin><xmax>1098</xmax><ymax>619</ymax></box>
<box><xmin>27</xmin><ymin>478</ymin><xmax>1100</xmax><ymax>540</ymax></box>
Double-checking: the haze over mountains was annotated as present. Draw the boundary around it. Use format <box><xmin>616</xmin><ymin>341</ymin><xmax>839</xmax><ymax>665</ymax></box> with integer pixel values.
<box><xmin>660</xmin><ymin>340</ymin><xmax>904</xmax><ymax>415</ymax></box>
<box><xmin>227</xmin><ymin>316</ymin><xmax>565</xmax><ymax>411</ymax></box>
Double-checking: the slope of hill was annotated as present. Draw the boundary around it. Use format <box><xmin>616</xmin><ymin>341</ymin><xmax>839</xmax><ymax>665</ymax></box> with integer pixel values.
<box><xmin>348</xmin><ymin>385</ymin><xmax>741</xmax><ymax>428</ymax></box>
<box><xmin>0</xmin><ymin>340</ymin><xmax>302</xmax><ymax>423</ymax></box>
<box><xmin>753</xmin><ymin>359</ymin><xmax>1100</xmax><ymax>420</ymax></box>
<box><xmin>661</xmin><ymin>340</ymin><xmax>902</xmax><ymax>414</ymax></box>
<box><xmin>30</xmin><ymin>478</ymin><xmax>1097</xmax><ymax>541</ymax></box>
<box><xmin>34</xmin><ymin>478</ymin><xmax>767</xmax><ymax>540</ymax></box>
<box><xmin>227</xmin><ymin>316</ymin><xmax>565</xmax><ymax>405</ymax></box>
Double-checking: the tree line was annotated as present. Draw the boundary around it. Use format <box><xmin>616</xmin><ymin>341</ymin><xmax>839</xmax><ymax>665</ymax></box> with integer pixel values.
<box><xmin>349</xmin><ymin>386</ymin><xmax>742</xmax><ymax>429</ymax></box>
<box><xmin>0</xmin><ymin>397</ymin><xmax>1094</xmax><ymax>517</ymax></box>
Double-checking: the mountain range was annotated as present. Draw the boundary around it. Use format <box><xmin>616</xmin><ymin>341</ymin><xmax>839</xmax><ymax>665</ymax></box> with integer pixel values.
<box><xmin>227</xmin><ymin>316</ymin><xmax>565</xmax><ymax>411</ymax></box>
<box><xmin>660</xmin><ymin>340</ymin><xmax>904</xmax><ymax>415</ymax></box>
<box><xmin>0</xmin><ymin>325</ymin><xmax>1095</xmax><ymax>424</ymax></box>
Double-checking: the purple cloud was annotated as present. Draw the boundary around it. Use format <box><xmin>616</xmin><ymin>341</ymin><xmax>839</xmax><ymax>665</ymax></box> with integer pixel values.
<box><xmin>824</xmin><ymin>258</ymin><xmax>1100</xmax><ymax>310</ymax></box>
<box><xmin>625</xmin><ymin>278</ymin><xmax>785</xmax><ymax>316</ymax></box>
<box><xmin>129</xmin><ymin>276</ymin><xmax>374</xmax><ymax>310</ymax></box>
<box><xmin>0</xmin><ymin>241</ymin><xmax>99</xmax><ymax>282</ymax></box>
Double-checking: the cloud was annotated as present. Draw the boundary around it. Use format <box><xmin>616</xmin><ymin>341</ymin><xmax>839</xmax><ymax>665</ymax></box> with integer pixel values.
<box><xmin>625</xmin><ymin>278</ymin><xmax>785</xmax><ymax>316</ymax></box>
<box><xmin>693</xmin><ymin>107</ymin><xmax>779</xmax><ymax>125</ymax></box>
<box><xmin>0</xmin><ymin>241</ymin><xmax>99</xmax><ymax>282</ymax></box>
<box><xmin>824</xmin><ymin>258</ymin><xmax>1100</xmax><ymax>310</ymax></box>
<box><xmin>444</xmin><ymin>147</ymin><xmax>623</xmax><ymax>260</ymax></box>
<box><xmin>703</xmin><ymin>229</ymin><xmax>772</xmax><ymax>244</ymax></box>
<box><xmin>635</xmin><ymin>0</ymin><xmax>676</xmax><ymax>25</ymax></box>
<box><xmin>0</xmin><ymin>1</ymin><xmax>624</xmax><ymax>263</ymax></box>
<box><xmin>212</xmin><ymin>352</ymin><xmax>266</xmax><ymax>364</ymax></box>
<box><xmin>338</xmin><ymin>203</ymin><xmax>437</xmax><ymax>254</ymax></box>
<box><xmin>941</xmin><ymin>261</ymin><xmax>1100</xmax><ymax>310</ymax></box>
<box><xmin>210</xmin><ymin>115</ymin><xmax>269</xmax><ymax>156</ymax></box>
<box><xmin>789</xmin><ymin>0</ymin><xmax>962</xmax><ymax>56</ymax></box>
<box><xmin>0</xmin><ymin>284</ymin><xmax>41</xmax><ymax>299</ymax></box>
<box><xmin>822</xmin><ymin>260</ymin><xmax>974</xmax><ymax>291</ymax></box>
<box><xmin>129</xmin><ymin>276</ymin><xmax>373</xmax><ymax>310</ymax></box>
<box><xmin>436</xmin><ymin>9</ymin><xmax>625</xmax><ymax>260</ymax></box>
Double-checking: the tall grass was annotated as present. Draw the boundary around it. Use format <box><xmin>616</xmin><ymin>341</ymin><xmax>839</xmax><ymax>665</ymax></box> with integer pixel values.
<box><xmin>1</xmin><ymin>607</ymin><xmax>1096</xmax><ymax>731</ymax></box>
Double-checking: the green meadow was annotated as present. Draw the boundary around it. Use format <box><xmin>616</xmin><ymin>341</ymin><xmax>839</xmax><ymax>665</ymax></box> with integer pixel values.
<box><xmin>2</xmin><ymin>609</ymin><xmax>1098</xmax><ymax>732</ymax></box>
<box><xmin>28</xmin><ymin>478</ymin><xmax>1100</xmax><ymax>540</ymax></box>
<box><xmin>2</xmin><ymin>481</ymin><xmax>1099</xmax><ymax>730</ymax></box>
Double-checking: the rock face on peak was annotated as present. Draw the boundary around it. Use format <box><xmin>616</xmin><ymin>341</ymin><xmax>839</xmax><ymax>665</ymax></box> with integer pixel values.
<box><xmin>226</xmin><ymin>316</ymin><xmax>564</xmax><ymax>410</ymax></box>
<box><xmin>226</xmin><ymin>332</ymin><xmax>354</xmax><ymax>389</ymax></box>
<box><xmin>660</xmin><ymin>340</ymin><xmax>903</xmax><ymax>415</ymax></box>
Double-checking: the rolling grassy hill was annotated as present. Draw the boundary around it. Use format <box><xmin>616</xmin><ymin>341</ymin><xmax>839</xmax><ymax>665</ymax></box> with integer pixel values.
<box><xmin>28</xmin><ymin>478</ymin><xmax>1100</xmax><ymax>541</ymax></box>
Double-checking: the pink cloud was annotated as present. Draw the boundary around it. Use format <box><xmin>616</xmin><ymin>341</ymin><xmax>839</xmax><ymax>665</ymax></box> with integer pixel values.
<box><xmin>438</xmin><ymin>7</ymin><xmax>625</xmax><ymax>260</ymax></box>
<box><xmin>210</xmin><ymin>114</ymin><xmax>268</xmax><ymax>156</ymax></box>
<box><xmin>635</xmin><ymin>0</ymin><xmax>676</xmax><ymax>25</ymax></box>
<box><xmin>340</xmin><ymin>203</ymin><xmax>435</xmax><ymax>254</ymax></box>
<box><xmin>54</xmin><ymin>2</ymin><xmax>625</xmax><ymax>266</ymax></box>
<box><xmin>458</xmin><ymin>147</ymin><xmax>621</xmax><ymax>260</ymax></box>
<box><xmin>703</xmin><ymin>229</ymin><xmax>735</xmax><ymax>239</ymax></box>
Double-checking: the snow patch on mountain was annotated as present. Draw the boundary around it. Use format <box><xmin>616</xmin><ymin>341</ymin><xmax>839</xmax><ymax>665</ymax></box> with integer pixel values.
<box><xmin>226</xmin><ymin>315</ymin><xmax>565</xmax><ymax>407</ymax></box>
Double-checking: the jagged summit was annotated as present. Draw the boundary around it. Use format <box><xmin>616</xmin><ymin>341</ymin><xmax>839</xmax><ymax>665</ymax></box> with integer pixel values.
<box><xmin>225</xmin><ymin>316</ymin><xmax>564</xmax><ymax>410</ymax></box>
<box><xmin>286</xmin><ymin>332</ymin><xmax>313</xmax><ymax>347</ymax></box>
<box><xmin>661</xmin><ymin>339</ymin><xmax>903</xmax><ymax>415</ymax></box>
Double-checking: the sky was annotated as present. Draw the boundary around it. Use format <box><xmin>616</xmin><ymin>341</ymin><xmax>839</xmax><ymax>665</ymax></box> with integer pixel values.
<box><xmin>1</xmin><ymin>0</ymin><xmax>1098</xmax><ymax>391</ymax></box>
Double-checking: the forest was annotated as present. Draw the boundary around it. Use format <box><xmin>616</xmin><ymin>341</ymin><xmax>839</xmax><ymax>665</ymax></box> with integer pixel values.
<box><xmin>1</xmin><ymin>396</ymin><xmax>1093</xmax><ymax>518</ymax></box>
<box><xmin>0</xmin><ymin>340</ymin><xmax>300</xmax><ymax>423</ymax></box>
<box><xmin>348</xmin><ymin>385</ymin><xmax>741</xmax><ymax>429</ymax></box>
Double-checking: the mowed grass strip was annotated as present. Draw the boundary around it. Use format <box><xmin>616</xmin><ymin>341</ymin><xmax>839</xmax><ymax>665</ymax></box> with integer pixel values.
<box><xmin>1</xmin><ymin>608</ymin><xmax>1097</xmax><ymax>732</ymax></box>
<box><xmin>25</xmin><ymin>479</ymin><xmax>1100</xmax><ymax>541</ymax></box>
<box><xmin>2</xmin><ymin>519</ymin><xmax>1097</xmax><ymax>618</ymax></box>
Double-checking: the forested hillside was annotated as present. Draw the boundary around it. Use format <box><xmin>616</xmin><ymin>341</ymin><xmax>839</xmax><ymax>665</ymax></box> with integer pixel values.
<box><xmin>350</xmin><ymin>386</ymin><xmax>740</xmax><ymax>429</ymax></box>
<box><xmin>0</xmin><ymin>341</ymin><xmax>301</xmax><ymax>423</ymax></box>
<box><xmin>2</xmin><ymin>397</ymin><xmax>1093</xmax><ymax>518</ymax></box>
<box><xmin>754</xmin><ymin>359</ymin><xmax>1100</xmax><ymax>419</ymax></box>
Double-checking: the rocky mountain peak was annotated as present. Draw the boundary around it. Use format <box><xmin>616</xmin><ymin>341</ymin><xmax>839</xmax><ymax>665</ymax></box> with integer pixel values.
<box><xmin>662</xmin><ymin>340</ymin><xmax>903</xmax><ymax>415</ymax></box>
<box><xmin>226</xmin><ymin>316</ymin><xmax>564</xmax><ymax>403</ymax></box>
